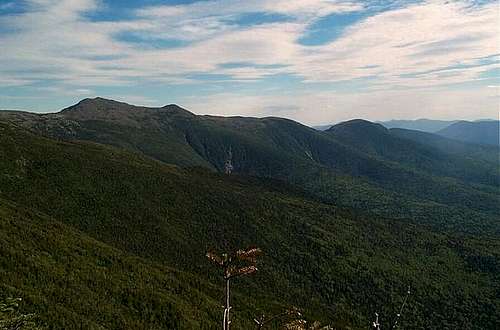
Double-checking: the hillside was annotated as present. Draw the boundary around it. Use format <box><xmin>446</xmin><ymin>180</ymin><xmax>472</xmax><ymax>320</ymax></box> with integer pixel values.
<box><xmin>1</xmin><ymin>122</ymin><xmax>499</xmax><ymax>329</ymax></box>
<box><xmin>326</xmin><ymin>119</ymin><xmax>499</xmax><ymax>186</ymax></box>
<box><xmin>390</xmin><ymin>128</ymin><xmax>500</xmax><ymax>165</ymax></box>
<box><xmin>437</xmin><ymin>120</ymin><xmax>500</xmax><ymax>146</ymax></box>
<box><xmin>0</xmin><ymin>197</ymin><xmax>223</xmax><ymax>329</ymax></box>
<box><xmin>1</xmin><ymin>98</ymin><xmax>499</xmax><ymax>235</ymax></box>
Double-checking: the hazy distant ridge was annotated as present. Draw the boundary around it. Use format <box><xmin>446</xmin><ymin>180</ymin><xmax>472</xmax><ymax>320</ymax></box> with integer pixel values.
<box><xmin>377</xmin><ymin>119</ymin><xmax>459</xmax><ymax>133</ymax></box>
<box><xmin>436</xmin><ymin>120</ymin><xmax>500</xmax><ymax>146</ymax></box>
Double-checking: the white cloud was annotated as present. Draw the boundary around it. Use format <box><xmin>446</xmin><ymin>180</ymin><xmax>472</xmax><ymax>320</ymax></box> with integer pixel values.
<box><xmin>0</xmin><ymin>0</ymin><xmax>498</xmax><ymax>120</ymax></box>
<box><xmin>292</xmin><ymin>1</ymin><xmax>499</xmax><ymax>86</ymax></box>
<box><xmin>182</xmin><ymin>85</ymin><xmax>499</xmax><ymax>125</ymax></box>
<box><xmin>1</xmin><ymin>0</ymin><xmax>496</xmax><ymax>86</ymax></box>
<box><xmin>137</xmin><ymin>0</ymin><xmax>362</xmax><ymax>20</ymax></box>
<box><xmin>102</xmin><ymin>94</ymin><xmax>160</xmax><ymax>106</ymax></box>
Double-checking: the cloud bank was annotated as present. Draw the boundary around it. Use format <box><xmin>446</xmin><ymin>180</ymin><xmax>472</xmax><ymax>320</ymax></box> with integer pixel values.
<box><xmin>0</xmin><ymin>0</ymin><xmax>498</xmax><ymax>123</ymax></box>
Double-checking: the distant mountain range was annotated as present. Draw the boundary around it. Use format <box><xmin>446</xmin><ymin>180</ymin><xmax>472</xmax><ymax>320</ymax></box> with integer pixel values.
<box><xmin>377</xmin><ymin>119</ymin><xmax>459</xmax><ymax>132</ymax></box>
<box><xmin>314</xmin><ymin>119</ymin><xmax>458</xmax><ymax>132</ymax></box>
<box><xmin>0</xmin><ymin>98</ymin><xmax>499</xmax><ymax>329</ymax></box>
<box><xmin>315</xmin><ymin>118</ymin><xmax>499</xmax><ymax>146</ymax></box>
<box><xmin>437</xmin><ymin>120</ymin><xmax>500</xmax><ymax>146</ymax></box>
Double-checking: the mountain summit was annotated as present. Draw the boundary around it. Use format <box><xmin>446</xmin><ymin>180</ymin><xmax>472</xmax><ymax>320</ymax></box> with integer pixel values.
<box><xmin>59</xmin><ymin>97</ymin><xmax>194</xmax><ymax>126</ymax></box>
<box><xmin>327</xmin><ymin>119</ymin><xmax>389</xmax><ymax>137</ymax></box>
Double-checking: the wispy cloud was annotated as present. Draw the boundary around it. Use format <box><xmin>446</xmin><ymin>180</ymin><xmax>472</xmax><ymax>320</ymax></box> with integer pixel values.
<box><xmin>0</xmin><ymin>0</ymin><xmax>498</xmax><ymax>121</ymax></box>
<box><xmin>183</xmin><ymin>85</ymin><xmax>499</xmax><ymax>125</ymax></box>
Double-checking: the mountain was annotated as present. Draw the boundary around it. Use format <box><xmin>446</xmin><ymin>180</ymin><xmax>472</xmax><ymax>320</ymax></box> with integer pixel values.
<box><xmin>377</xmin><ymin>119</ymin><xmax>459</xmax><ymax>132</ymax></box>
<box><xmin>326</xmin><ymin>119</ymin><xmax>499</xmax><ymax>185</ymax></box>
<box><xmin>391</xmin><ymin>127</ymin><xmax>499</xmax><ymax>164</ymax></box>
<box><xmin>312</xmin><ymin>124</ymin><xmax>333</xmax><ymax>131</ymax></box>
<box><xmin>437</xmin><ymin>120</ymin><xmax>500</xmax><ymax>146</ymax></box>
<box><xmin>0</xmin><ymin>121</ymin><xmax>498</xmax><ymax>329</ymax></box>
<box><xmin>1</xmin><ymin>98</ymin><xmax>499</xmax><ymax>236</ymax></box>
<box><xmin>315</xmin><ymin>119</ymin><xmax>458</xmax><ymax>132</ymax></box>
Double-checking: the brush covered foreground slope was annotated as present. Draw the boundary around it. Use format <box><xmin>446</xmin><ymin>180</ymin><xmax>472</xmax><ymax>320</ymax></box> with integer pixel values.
<box><xmin>0</xmin><ymin>122</ymin><xmax>499</xmax><ymax>329</ymax></box>
<box><xmin>1</xmin><ymin>98</ymin><xmax>499</xmax><ymax>236</ymax></box>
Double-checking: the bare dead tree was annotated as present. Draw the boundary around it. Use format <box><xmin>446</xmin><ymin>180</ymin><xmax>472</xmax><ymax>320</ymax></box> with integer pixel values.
<box><xmin>282</xmin><ymin>319</ymin><xmax>333</xmax><ymax>330</ymax></box>
<box><xmin>372</xmin><ymin>312</ymin><xmax>381</xmax><ymax>330</ymax></box>
<box><xmin>253</xmin><ymin>307</ymin><xmax>302</xmax><ymax>329</ymax></box>
<box><xmin>207</xmin><ymin>247</ymin><xmax>262</xmax><ymax>330</ymax></box>
<box><xmin>372</xmin><ymin>286</ymin><xmax>411</xmax><ymax>329</ymax></box>
<box><xmin>392</xmin><ymin>286</ymin><xmax>411</xmax><ymax>329</ymax></box>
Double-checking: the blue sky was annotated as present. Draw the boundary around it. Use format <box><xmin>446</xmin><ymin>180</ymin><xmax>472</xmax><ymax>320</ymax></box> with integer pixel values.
<box><xmin>0</xmin><ymin>0</ymin><xmax>498</xmax><ymax>124</ymax></box>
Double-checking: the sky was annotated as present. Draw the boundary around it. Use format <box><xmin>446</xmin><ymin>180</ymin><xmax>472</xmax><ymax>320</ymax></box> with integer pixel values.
<box><xmin>0</xmin><ymin>0</ymin><xmax>498</xmax><ymax>125</ymax></box>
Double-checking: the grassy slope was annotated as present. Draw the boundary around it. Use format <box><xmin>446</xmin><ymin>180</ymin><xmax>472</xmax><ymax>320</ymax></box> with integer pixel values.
<box><xmin>0</xmin><ymin>122</ymin><xmax>499</xmax><ymax>329</ymax></box>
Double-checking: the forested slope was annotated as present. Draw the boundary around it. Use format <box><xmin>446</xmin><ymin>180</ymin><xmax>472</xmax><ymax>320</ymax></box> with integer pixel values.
<box><xmin>1</xmin><ymin>98</ymin><xmax>499</xmax><ymax>235</ymax></box>
<box><xmin>0</xmin><ymin>122</ymin><xmax>499</xmax><ymax>329</ymax></box>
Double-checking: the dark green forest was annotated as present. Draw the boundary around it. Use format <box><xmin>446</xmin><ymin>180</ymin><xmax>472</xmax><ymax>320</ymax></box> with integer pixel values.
<box><xmin>0</xmin><ymin>99</ymin><xmax>499</xmax><ymax>329</ymax></box>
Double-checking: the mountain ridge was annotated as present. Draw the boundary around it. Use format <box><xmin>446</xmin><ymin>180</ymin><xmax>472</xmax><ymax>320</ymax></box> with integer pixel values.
<box><xmin>437</xmin><ymin>120</ymin><xmax>500</xmax><ymax>146</ymax></box>
<box><xmin>1</xmin><ymin>98</ymin><xmax>499</xmax><ymax>236</ymax></box>
<box><xmin>377</xmin><ymin>118</ymin><xmax>459</xmax><ymax>132</ymax></box>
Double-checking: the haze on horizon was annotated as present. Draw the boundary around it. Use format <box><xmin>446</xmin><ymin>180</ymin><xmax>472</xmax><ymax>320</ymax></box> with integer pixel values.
<box><xmin>0</xmin><ymin>0</ymin><xmax>498</xmax><ymax>125</ymax></box>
